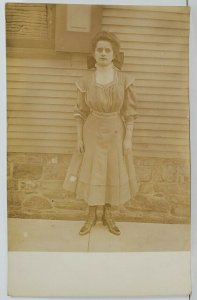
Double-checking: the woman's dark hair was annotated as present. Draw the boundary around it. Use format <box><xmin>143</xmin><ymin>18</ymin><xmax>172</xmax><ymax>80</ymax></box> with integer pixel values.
<box><xmin>92</xmin><ymin>31</ymin><xmax>120</xmax><ymax>55</ymax></box>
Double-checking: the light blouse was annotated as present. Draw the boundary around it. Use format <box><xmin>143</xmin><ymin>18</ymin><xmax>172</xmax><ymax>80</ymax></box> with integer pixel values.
<box><xmin>74</xmin><ymin>67</ymin><xmax>137</xmax><ymax>126</ymax></box>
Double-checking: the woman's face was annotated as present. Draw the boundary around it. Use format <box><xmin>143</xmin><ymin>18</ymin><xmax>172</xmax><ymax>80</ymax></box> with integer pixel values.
<box><xmin>94</xmin><ymin>40</ymin><xmax>114</xmax><ymax>67</ymax></box>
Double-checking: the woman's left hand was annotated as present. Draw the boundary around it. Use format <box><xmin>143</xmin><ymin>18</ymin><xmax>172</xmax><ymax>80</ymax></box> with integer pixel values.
<box><xmin>123</xmin><ymin>137</ymin><xmax>132</xmax><ymax>156</ymax></box>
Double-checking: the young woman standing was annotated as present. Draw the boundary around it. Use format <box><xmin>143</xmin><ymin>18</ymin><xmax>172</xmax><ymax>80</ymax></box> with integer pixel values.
<box><xmin>64</xmin><ymin>31</ymin><xmax>138</xmax><ymax>236</ymax></box>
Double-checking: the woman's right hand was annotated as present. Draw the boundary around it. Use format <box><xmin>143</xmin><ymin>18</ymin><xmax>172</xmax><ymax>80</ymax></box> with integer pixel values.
<box><xmin>77</xmin><ymin>139</ymin><xmax>85</xmax><ymax>154</ymax></box>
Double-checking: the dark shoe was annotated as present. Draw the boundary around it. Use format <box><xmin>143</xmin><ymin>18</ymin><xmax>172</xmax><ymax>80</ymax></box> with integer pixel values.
<box><xmin>103</xmin><ymin>204</ymin><xmax>120</xmax><ymax>236</ymax></box>
<box><xmin>79</xmin><ymin>206</ymin><xmax>97</xmax><ymax>236</ymax></box>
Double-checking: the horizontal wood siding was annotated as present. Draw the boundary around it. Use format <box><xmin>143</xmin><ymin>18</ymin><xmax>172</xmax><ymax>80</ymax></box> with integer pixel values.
<box><xmin>7</xmin><ymin>5</ymin><xmax>190</xmax><ymax>159</ymax></box>
<box><xmin>6</xmin><ymin>4</ymin><xmax>49</xmax><ymax>40</ymax></box>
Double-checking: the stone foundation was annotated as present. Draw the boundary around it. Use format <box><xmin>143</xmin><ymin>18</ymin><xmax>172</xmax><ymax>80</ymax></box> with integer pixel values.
<box><xmin>7</xmin><ymin>153</ymin><xmax>190</xmax><ymax>224</ymax></box>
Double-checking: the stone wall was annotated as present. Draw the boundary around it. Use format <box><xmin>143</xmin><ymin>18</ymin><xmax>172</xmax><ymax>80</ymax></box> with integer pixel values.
<box><xmin>8</xmin><ymin>152</ymin><xmax>190</xmax><ymax>224</ymax></box>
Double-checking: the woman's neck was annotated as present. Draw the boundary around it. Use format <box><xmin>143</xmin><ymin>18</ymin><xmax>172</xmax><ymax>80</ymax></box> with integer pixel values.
<box><xmin>95</xmin><ymin>63</ymin><xmax>115</xmax><ymax>85</ymax></box>
<box><xmin>95</xmin><ymin>63</ymin><xmax>114</xmax><ymax>72</ymax></box>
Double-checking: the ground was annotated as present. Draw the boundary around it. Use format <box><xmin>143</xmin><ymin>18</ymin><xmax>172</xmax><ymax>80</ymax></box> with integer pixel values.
<box><xmin>8</xmin><ymin>218</ymin><xmax>190</xmax><ymax>252</ymax></box>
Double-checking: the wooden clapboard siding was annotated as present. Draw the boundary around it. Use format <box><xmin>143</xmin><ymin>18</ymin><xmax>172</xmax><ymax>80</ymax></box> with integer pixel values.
<box><xmin>7</xmin><ymin>102</ymin><xmax>188</xmax><ymax>113</ymax></box>
<box><xmin>6</xmin><ymin>3</ymin><xmax>54</xmax><ymax>48</ymax></box>
<box><xmin>7</xmin><ymin>5</ymin><xmax>190</xmax><ymax>159</ymax></box>
<box><xmin>7</xmin><ymin>83</ymin><xmax>189</xmax><ymax>97</ymax></box>
<box><xmin>8</xmin><ymin>132</ymin><xmax>188</xmax><ymax>147</ymax></box>
<box><xmin>8</xmin><ymin>117</ymin><xmax>75</xmax><ymax>127</ymax></box>
<box><xmin>7</xmin><ymin>65</ymin><xmax>188</xmax><ymax>81</ymax></box>
<box><xmin>6</xmin><ymin>3</ymin><xmax>48</xmax><ymax>39</ymax></box>
<box><xmin>7</xmin><ymin>75</ymin><xmax>189</xmax><ymax>87</ymax></box>
<box><xmin>103</xmin><ymin>5</ymin><xmax>189</xmax><ymax>14</ymax></box>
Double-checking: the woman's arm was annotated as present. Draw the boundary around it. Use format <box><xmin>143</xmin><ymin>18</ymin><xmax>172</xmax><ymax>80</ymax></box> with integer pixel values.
<box><xmin>123</xmin><ymin>123</ymin><xmax>134</xmax><ymax>155</ymax></box>
<box><xmin>121</xmin><ymin>75</ymin><xmax>138</xmax><ymax>155</ymax></box>
<box><xmin>74</xmin><ymin>79</ymin><xmax>90</xmax><ymax>153</ymax></box>
<box><xmin>76</xmin><ymin>121</ymin><xmax>85</xmax><ymax>153</ymax></box>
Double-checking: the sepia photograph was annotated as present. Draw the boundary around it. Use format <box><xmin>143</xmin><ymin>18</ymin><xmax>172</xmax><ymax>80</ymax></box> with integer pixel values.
<box><xmin>6</xmin><ymin>1</ymin><xmax>191</xmax><ymax>297</ymax></box>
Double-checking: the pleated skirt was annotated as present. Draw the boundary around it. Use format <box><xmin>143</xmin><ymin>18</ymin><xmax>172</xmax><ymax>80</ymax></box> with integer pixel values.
<box><xmin>63</xmin><ymin>111</ymin><xmax>138</xmax><ymax>206</ymax></box>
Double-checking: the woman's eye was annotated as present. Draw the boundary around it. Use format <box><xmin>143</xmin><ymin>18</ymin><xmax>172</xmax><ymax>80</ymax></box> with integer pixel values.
<box><xmin>96</xmin><ymin>48</ymin><xmax>112</xmax><ymax>53</ymax></box>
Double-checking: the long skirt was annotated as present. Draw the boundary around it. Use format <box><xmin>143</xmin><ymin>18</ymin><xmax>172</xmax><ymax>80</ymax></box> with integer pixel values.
<box><xmin>63</xmin><ymin>111</ymin><xmax>138</xmax><ymax>206</ymax></box>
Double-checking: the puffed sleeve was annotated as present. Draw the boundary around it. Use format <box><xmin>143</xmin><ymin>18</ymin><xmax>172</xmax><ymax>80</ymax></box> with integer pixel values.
<box><xmin>73</xmin><ymin>78</ymin><xmax>90</xmax><ymax>126</ymax></box>
<box><xmin>121</xmin><ymin>74</ymin><xmax>138</xmax><ymax>125</ymax></box>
